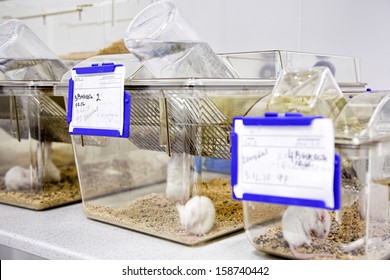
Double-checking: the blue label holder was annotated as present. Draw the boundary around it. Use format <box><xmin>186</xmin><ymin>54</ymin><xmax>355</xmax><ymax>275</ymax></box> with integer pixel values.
<box><xmin>231</xmin><ymin>112</ymin><xmax>341</xmax><ymax>210</ymax></box>
<box><xmin>67</xmin><ymin>63</ymin><xmax>130</xmax><ymax>138</ymax></box>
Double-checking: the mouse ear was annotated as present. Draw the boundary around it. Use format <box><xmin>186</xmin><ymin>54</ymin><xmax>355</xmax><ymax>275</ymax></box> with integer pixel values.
<box><xmin>316</xmin><ymin>210</ymin><xmax>326</xmax><ymax>222</ymax></box>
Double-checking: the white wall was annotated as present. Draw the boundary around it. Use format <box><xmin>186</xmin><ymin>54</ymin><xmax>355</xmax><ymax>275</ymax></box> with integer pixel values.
<box><xmin>0</xmin><ymin>0</ymin><xmax>154</xmax><ymax>54</ymax></box>
<box><xmin>1</xmin><ymin>0</ymin><xmax>390</xmax><ymax>89</ymax></box>
<box><xmin>170</xmin><ymin>0</ymin><xmax>390</xmax><ymax>90</ymax></box>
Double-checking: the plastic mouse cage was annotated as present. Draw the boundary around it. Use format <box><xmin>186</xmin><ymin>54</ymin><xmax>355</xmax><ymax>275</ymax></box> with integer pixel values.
<box><xmin>59</xmin><ymin>77</ymin><xmax>275</xmax><ymax>246</ymax></box>
<box><xmin>0</xmin><ymin>18</ymin><xmax>80</xmax><ymax>210</ymax></box>
<box><xmin>241</xmin><ymin>68</ymin><xmax>390</xmax><ymax>260</ymax></box>
<box><xmin>57</xmin><ymin>51</ymin><xmax>364</xmax><ymax>246</ymax></box>
<box><xmin>0</xmin><ymin>81</ymin><xmax>80</xmax><ymax>210</ymax></box>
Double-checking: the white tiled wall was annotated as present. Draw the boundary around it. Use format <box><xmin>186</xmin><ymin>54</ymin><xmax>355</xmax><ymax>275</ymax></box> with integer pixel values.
<box><xmin>1</xmin><ymin>0</ymin><xmax>389</xmax><ymax>89</ymax></box>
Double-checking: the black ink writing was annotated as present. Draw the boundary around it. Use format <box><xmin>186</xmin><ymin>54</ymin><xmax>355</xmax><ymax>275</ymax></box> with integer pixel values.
<box><xmin>242</xmin><ymin>149</ymin><xmax>268</xmax><ymax>164</ymax></box>
<box><xmin>244</xmin><ymin>170</ymin><xmax>271</xmax><ymax>183</ymax></box>
<box><xmin>75</xmin><ymin>93</ymin><xmax>93</xmax><ymax>102</ymax></box>
<box><xmin>287</xmin><ymin>149</ymin><xmax>327</xmax><ymax>169</ymax></box>
<box><xmin>75</xmin><ymin>101</ymin><xmax>86</xmax><ymax>108</ymax></box>
<box><xmin>276</xmin><ymin>174</ymin><xmax>288</xmax><ymax>184</ymax></box>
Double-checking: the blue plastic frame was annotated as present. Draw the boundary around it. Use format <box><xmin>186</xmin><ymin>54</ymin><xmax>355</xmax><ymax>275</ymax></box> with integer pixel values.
<box><xmin>230</xmin><ymin>112</ymin><xmax>341</xmax><ymax>210</ymax></box>
<box><xmin>67</xmin><ymin>63</ymin><xmax>130</xmax><ymax>138</ymax></box>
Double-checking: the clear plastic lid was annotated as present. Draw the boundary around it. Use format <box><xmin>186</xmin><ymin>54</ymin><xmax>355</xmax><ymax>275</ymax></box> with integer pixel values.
<box><xmin>0</xmin><ymin>19</ymin><xmax>68</xmax><ymax>81</ymax></box>
<box><xmin>266</xmin><ymin>67</ymin><xmax>347</xmax><ymax>120</ymax></box>
<box><xmin>335</xmin><ymin>91</ymin><xmax>390</xmax><ymax>143</ymax></box>
<box><xmin>60</xmin><ymin>53</ymin><xmax>145</xmax><ymax>82</ymax></box>
<box><xmin>219</xmin><ymin>50</ymin><xmax>361</xmax><ymax>84</ymax></box>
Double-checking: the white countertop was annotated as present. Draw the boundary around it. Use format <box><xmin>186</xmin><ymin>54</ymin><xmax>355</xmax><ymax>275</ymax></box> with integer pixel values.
<box><xmin>0</xmin><ymin>202</ymin><xmax>278</xmax><ymax>260</ymax></box>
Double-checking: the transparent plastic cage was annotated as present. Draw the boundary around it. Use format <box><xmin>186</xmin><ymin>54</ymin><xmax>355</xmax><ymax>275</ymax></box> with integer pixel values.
<box><xmin>243</xmin><ymin>69</ymin><xmax>389</xmax><ymax>259</ymax></box>
<box><xmin>58</xmin><ymin>52</ymin><xmax>276</xmax><ymax>244</ymax></box>
<box><xmin>219</xmin><ymin>50</ymin><xmax>361</xmax><ymax>85</ymax></box>
<box><xmin>0</xmin><ymin>19</ymin><xmax>79</xmax><ymax>210</ymax></box>
<box><xmin>69</xmin><ymin>79</ymin><xmax>274</xmax><ymax>245</ymax></box>
<box><xmin>59</xmin><ymin>50</ymin><xmax>366</xmax><ymax>245</ymax></box>
<box><xmin>266</xmin><ymin>67</ymin><xmax>347</xmax><ymax>119</ymax></box>
<box><xmin>0</xmin><ymin>81</ymin><xmax>79</xmax><ymax>210</ymax></box>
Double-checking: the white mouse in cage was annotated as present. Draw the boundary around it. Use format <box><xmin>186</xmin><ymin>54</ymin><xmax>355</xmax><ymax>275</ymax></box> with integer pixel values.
<box><xmin>4</xmin><ymin>165</ymin><xmax>35</xmax><ymax>191</ymax></box>
<box><xmin>177</xmin><ymin>195</ymin><xmax>216</xmax><ymax>235</ymax></box>
<box><xmin>3</xmin><ymin>141</ymin><xmax>61</xmax><ymax>191</ymax></box>
<box><xmin>42</xmin><ymin>142</ymin><xmax>61</xmax><ymax>182</ymax></box>
<box><xmin>282</xmin><ymin>206</ymin><xmax>332</xmax><ymax>259</ymax></box>
<box><xmin>0</xmin><ymin>128</ymin><xmax>30</xmax><ymax>174</ymax></box>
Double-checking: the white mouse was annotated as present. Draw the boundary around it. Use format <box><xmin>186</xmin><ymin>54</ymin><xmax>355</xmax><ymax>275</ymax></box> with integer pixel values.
<box><xmin>43</xmin><ymin>141</ymin><xmax>61</xmax><ymax>182</ymax></box>
<box><xmin>4</xmin><ymin>161</ymin><xmax>60</xmax><ymax>191</ymax></box>
<box><xmin>44</xmin><ymin>159</ymin><xmax>61</xmax><ymax>182</ymax></box>
<box><xmin>282</xmin><ymin>206</ymin><xmax>332</xmax><ymax>259</ymax></box>
<box><xmin>0</xmin><ymin>127</ymin><xmax>33</xmax><ymax>174</ymax></box>
<box><xmin>177</xmin><ymin>195</ymin><xmax>216</xmax><ymax>235</ymax></box>
<box><xmin>166</xmin><ymin>153</ymin><xmax>191</xmax><ymax>203</ymax></box>
<box><xmin>339</xmin><ymin>236</ymin><xmax>385</xmax><ymax>253</ymax></box>
<box><xmin>3</xmin><ymin>141</ymin><xmax>61</xmax><ymax>191</ymax></box>
<box><xmin>4</xmin><ymin>165</ymin><xmax>35</xmax><ymax>191</ymax></box>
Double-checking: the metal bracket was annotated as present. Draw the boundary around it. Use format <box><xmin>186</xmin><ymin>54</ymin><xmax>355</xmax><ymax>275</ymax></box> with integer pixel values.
<box><xmin>10</xmin><ymin>96</ymin><xmax>21</xmax><ymax>142</ymax></box>
<box><xmin>159</xmin><ymin>97</ymin><xmax>171</xmax><ymax>157</ymax></box>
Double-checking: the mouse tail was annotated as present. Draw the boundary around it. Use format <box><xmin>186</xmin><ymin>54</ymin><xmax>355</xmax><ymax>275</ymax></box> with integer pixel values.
<box><xmin>339</xmin><ymin>238</ymin><xmax>364</xmax><ymax>252</ymax></box>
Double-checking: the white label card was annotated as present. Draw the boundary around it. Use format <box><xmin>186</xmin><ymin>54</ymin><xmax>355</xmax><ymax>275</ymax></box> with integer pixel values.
<box><xmin>69</xmin><ymin>66</ymin><xmax>125</xmax><ymax>135</ymax></box>
<box><xmin>233</xmin><ymin>118</ymin><xmax>336</xmax><ymax>209</ymax></box>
